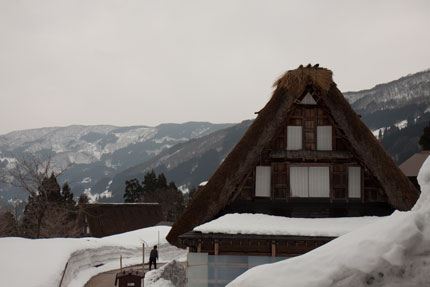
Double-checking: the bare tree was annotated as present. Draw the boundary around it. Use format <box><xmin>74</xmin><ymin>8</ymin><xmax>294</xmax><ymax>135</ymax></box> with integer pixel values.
<box><xmin>0</xmin><ymin>153</ymin><xmax>74</xmax><ymax>238</ymax></box>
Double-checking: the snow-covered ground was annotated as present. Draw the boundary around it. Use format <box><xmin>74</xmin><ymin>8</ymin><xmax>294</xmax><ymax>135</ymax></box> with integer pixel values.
<box><xmin>195</xmin><ymin>214</ymin><xmax>383</xmax><ymax>237</ymax></box>
<box><xmin>0</xmin><ymin>226</ymin><xmax>187</xmax><ymax>287</ymax></box>
<box><xmin>228</xmin><ymin>158</ymin><xmax>430</xmax><ymax>287</ymax></box>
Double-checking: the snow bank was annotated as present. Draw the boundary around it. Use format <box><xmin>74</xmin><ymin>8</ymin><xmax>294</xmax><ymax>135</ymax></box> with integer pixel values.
<box><xmin>228</xmin><ymin>159</ymin><xmax>430</xmax><ymax>287</ymax></box>
<box><xmin>0</xmin><ymin>226</ymin><xmax>187</xmax><ymax>287</ymax></box>
<box><xmin>195</xmin><ymin>213</ymin><xmax>382</xmax><ymax>237</ymax></box>
<box><xmin>145</xmin><ymin>260</ymin><xmax>186</xmax><ymax>287</ymax></box>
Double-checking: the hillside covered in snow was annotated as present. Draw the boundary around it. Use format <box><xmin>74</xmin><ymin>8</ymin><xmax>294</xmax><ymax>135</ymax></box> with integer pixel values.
<box><xmin>0</xmin><ymin>122</ymin><xmax>233</xmax><ymax>205</ymax></box>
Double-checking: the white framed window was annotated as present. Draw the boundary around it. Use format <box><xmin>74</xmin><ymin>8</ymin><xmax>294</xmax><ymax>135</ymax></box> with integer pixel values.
<box><xmin>348</xmin><ymin>167</ymin><xmax>361</xmax><ymax>198</ymax></box>
<box><xmin>290</xmin><ymin>167</ymin><xmax>308</xmax><ymax>197</ymax></box>
<box><xmin>290</xmin><ymin>166</ymin><xmax>330</xmax><ymax>197</ymax></box>
<box><xmin>317</xmin><ymin>126</ymin><xmax>332</xmax><ymax>150</ymax></box>
<box><xmin>287</xmin><ymin>126</ymin><xmax>302</xmax><ymax>150</ymax></box>
<box><xmin>309</xmin><ymin>167</ymin><xmax>330</xmax><ymax>197</ymax></box>
<box><xmin>255</xmin><ymin>166</ymin><xmax>271</xmax><ymax>197</ymax></box>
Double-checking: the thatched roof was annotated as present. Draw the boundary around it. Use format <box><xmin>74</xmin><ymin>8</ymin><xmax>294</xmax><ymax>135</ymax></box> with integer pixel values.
<box><xmin>84</xmin><ymin>203</ymin><xmax>163</xmax><ymax>237</ymax></box>
<box><xmin>166</xmin><ymin>65</ymin><xmax>419</xmax><ymax>246</ymax></box>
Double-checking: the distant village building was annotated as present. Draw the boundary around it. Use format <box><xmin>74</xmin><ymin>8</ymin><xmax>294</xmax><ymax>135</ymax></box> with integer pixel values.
<box><xmin>399</xmin><ymin>150</ymin><xmax>430</xmax><ymax>190</ymax></box>
<box><xmin>83</xmin><ymin>203</ymin><xmax>162</xmax><ymax>237</ymax></box>
<box><xmin>166</xmin><ymin>65</ymin><xmax>419</xmax><ymax>286</ymax></box>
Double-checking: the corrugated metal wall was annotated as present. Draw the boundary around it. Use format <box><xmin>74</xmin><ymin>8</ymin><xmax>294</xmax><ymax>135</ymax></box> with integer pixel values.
<box><xmin>287</xmin><ymin>126</ymin><xmax>302</xmax><ymax>150</ymax></box>
<box><xmin>255</xmin><ymin>166</ymin><xmax>271</xmax><ymax>197</ymax></box>
<box><xmin>317</xmin><ymin>126</ymin><xmax>332</xmax><ymax>150</ymax></box>
<box><xmin>348</xmin><ymin>167</ymin><xmax>361</xmax><ymax>198</ymax></box>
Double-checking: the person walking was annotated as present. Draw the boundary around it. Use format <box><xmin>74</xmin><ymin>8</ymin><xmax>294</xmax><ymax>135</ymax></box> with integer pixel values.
<box><xmin>149</xmin><ymin>245</ymin><xmax>158</xmax><ymax>270</ymax></box>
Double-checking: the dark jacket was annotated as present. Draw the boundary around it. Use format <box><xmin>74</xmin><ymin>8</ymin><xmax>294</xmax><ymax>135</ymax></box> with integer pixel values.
<box><xmin>150</xmin><ymin>248</ymin><xmax>158</xmax><ymax>259</ymax></box>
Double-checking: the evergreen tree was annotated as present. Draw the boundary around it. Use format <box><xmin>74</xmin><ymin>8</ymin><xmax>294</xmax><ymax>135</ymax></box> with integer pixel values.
<box><xmin>78</xmin><ymin>193</ymin><xmax>89</xmax><ymax>205</ymax></box>
<box><xmin>61</xmin><ymin>182</ymin><xmax>75</xmax><ymax>205</ymax></box>
<box><xmin>419</xmin><ymin>122</ymin><xmax>430</xmax><ymax>150</ymax></box>
<box><xmin>0</xmin><ymin>211</ymin><xmax>18</xmax><ymax>237</ymax></box>
<box><xmin>142</xmin><ymin>170</ymin><xmax>157</xmax><ymax>194</ymax></box>
<box><xmin>22</xmin><ymin>175</ymin><xmax>79</xmax><ymax>238</ymax></box>
<box><xmin>123</xmin><ymin>179</ymin><xmax>143</xmax><ymax>203</ymax></box>
<box><xmin>157</xmin><ymin>173</ymin><xmax>168</xmax><ymax>189</ymax></box>
<box><xmin>124</xmin><ymin>171</ymin><xmax>185</xmax><ymax>221</ymax></box>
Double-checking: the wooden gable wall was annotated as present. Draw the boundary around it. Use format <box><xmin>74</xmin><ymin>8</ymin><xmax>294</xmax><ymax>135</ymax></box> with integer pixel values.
<box><xmin>219</xmin><ymin>92</ymin><xmax>393</xmax><ymax>218</ymax></box>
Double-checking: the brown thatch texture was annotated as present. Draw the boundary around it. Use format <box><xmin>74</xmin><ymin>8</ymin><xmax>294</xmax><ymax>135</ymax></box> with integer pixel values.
<box><xmin>322</xmin><ymin>85</ymin><xmax>419</xmax><ymax>210</ymax></box>
<box><xmin>166</xmin><ymin>66</ymin><xmax>419</xmax><ymax>247</ymax></box>
<box><xmin>84</xmin><ymin>203</ymin><xmax>162</xmax><ymax>237</ymax></box>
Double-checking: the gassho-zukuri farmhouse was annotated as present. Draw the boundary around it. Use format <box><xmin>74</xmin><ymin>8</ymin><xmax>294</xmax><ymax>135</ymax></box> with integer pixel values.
<box><xmin>166</xmin><ymin>65</ymin><xmax>419</xmax><ymax>285</ymax></box>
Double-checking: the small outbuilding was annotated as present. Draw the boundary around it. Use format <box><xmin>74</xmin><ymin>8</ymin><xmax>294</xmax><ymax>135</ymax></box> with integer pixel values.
<box><xmin>83</xmin><ymin>203</ymin><xmax>163</xmax><ymax>237</ymax></box>
<box><xmin>399</xmin><ymin>150</ymin><xmax>430</xmax><ymax>190</ymax></box>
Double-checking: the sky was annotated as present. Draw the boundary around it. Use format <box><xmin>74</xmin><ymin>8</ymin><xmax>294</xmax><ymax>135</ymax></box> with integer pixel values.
<box><xmin>0</xmin><ymin>0</ymin><xmax>429</xmax><ymax>135</ymax></box>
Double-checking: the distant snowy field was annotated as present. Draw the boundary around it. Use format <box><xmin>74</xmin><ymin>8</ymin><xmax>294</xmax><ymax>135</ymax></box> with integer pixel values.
<box><xmin>228</xmin><ymin>158</ymin><xmax>430</xmax><ymax>287</ymax></box>
<box><xmin>0</xmin><ymin>226</ymin><xmax>187</xmax><ymax>287</ymax></box>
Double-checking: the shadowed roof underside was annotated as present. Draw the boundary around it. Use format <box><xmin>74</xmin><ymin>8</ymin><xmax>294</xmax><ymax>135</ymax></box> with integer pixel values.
<box><xmin>166</xmin><ymin>66</ymin><xmax>419</xmax><ymax>247</ymax></box>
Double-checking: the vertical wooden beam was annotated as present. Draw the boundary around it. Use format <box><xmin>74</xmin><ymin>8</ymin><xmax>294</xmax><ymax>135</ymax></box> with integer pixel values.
<box><xmin>214</xmin><ymin>239</ymin><xmax>219</xmax><ymax>256</ymax></box>
<box><xmin>329</xmin><ymin>164</ymin><xmax>334</xmax><ymax>203</ymax></box>
<box><xmin>271</xmin><ymin>241</ymin><xmax>276</xmax><ymax>257</ymax></box>
<box><xmin>142</xmin><ymin>243</ymin><xmax>145</xmax><ymax>273</ymax></box>
<box><xmin>197</xmin><ymin>239</ymin><xmax>202</xmax><ymax>253</ymax></box>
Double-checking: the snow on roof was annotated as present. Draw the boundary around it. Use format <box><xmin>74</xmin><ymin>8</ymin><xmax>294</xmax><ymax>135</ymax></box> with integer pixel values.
<box><xmin>0</xmin><ymin>226</ymin><xmax>187</xmax><ymax>287</ymax></box>
<box><xmin>227</xmin><ymin>157</ymin><xmax>430</xmax><ymax>287</ymax></box>
<box><xmin>194</xmin><ymin>213</ymin><xmax>384</xmax><ymax>237</ymax></box>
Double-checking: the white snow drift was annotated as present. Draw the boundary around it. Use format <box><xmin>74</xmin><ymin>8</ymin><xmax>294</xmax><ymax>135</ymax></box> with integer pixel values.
<box><xmin>0</xmin><ymin>226</ymin><xmax>187</xmax><ymax>287</ymax></box>
<box><xmin>228</xmin><ymin>158</ymin><xmax>430</xmax><ymax>287</ymax></box>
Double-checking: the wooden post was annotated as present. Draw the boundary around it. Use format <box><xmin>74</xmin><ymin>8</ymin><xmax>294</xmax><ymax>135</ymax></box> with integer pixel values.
<box><xmin>58</xmin><ymin>262</ymin><xmax>68</xmax><ymax>287</ymax></box>
<box><xmin>197</xmin><ymin>239</ymin><xmax>202</xmax><ymax>253</ymax></box>
<box><xmin>271</xmin><ymin>241</ymin><xmax>276</xmax><ymax>257</ymax></box>
<box><xmin>142</xmin><ymin>243</ymin><xmax>145</xmax><ymax>273</ymax></box>
<box><xmin>120</xmin><ymin>255</ymin><xmax>123</xmax><ymax>272</ymax></box>
<box><xmin>214</xmin><ymin>239</ymin><xmax>219</xmax><ymax>256</ymax></box>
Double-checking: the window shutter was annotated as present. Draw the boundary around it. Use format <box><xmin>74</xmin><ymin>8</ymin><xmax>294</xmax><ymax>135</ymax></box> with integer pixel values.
<box><xmin>255</xmin><ymin>166</ymin><xmax>271</xmax><ymax>197</ymax></box>
<box><xmin>348</xmin><ymin>167</ymin><xmax>361</xmax><ymax>198</ymax></box>
<box><xmin>290</xmin><ymin>167</ymin><xmax>308</xmax><ymax>197</ymax></box>
<box><xmin>317</xmin><ymin>126</ymin><xmax>332</xmax><ymax>150</ymax></box>
<box><xmin>309</xmin><ymin>167</ymin><xmax>330</xmax><ymax>197</ymax></box>
<box><xmin>287</xmin><ymin>126</ymin><xmax>302</xmax><ymax>150</ymax></box>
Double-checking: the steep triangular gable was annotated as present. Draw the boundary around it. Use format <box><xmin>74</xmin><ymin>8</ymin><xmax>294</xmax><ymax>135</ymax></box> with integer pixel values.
<box><xmin>299</xmin><ymin>92</ymin><xmax>317</xmax><ymax>105</ymax></box>
<box><xmin>166</xmin><ymin>66</ymin><xmax>419</xmax><ymax>246</ymax></box>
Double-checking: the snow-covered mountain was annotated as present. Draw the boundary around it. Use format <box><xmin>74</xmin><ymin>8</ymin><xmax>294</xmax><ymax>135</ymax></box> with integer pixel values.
<box><xmin>96</xmin><ymin>120</ymin><xmax>252</xmax><ymax>202</ymax></box>
<box><xmin>1</xmin><ymin>69</ymin><xmax>430</xmax><ymax>206</ymax></box>
<box><xmin>0</xmin><ymin>122</ymin><xmax>233</xmax><ymax>205</ymax></box>
<box><xmin>344</xmin><ymin>69</ymin><xmax>430</xmax><ymax>130</ymax></box>
<box><xmin>344</xmin><ymin>69</ymin><xmax>430</xmax><ymax>164</ymax></box>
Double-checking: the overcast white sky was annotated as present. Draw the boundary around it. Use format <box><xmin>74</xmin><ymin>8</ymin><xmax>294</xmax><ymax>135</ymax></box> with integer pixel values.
<box><xmin>0</xmin><ymin>0</ymin><xmax>429</xmax><ymax>135</ymax></box>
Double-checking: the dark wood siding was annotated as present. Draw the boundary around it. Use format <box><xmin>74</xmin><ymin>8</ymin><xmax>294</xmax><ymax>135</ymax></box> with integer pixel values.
<box><xmin>230</xmin><ymin>100</ymin><xmax>391</xmax><ymax>217</ymax></box>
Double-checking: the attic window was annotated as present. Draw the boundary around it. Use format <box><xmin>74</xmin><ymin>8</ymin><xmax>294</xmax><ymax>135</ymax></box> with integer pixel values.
<box><xmin>287</xmin><ymin>126</ymin><xmax>302</xmax><ymax>150</ymax></box>
<box><xmin>300</xmin><ymin>92</ymin><xmax>317</xmax><ymax>105</ymax></box>
<box><xmin>255</xmin><ymin>166</ymin><xmax>271</xmax><ymax>197</ymax></box>
<box><xmin>317</xmin><ymin>126</ymin><xmax>332</xmax><ymax>150</ymax></box>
